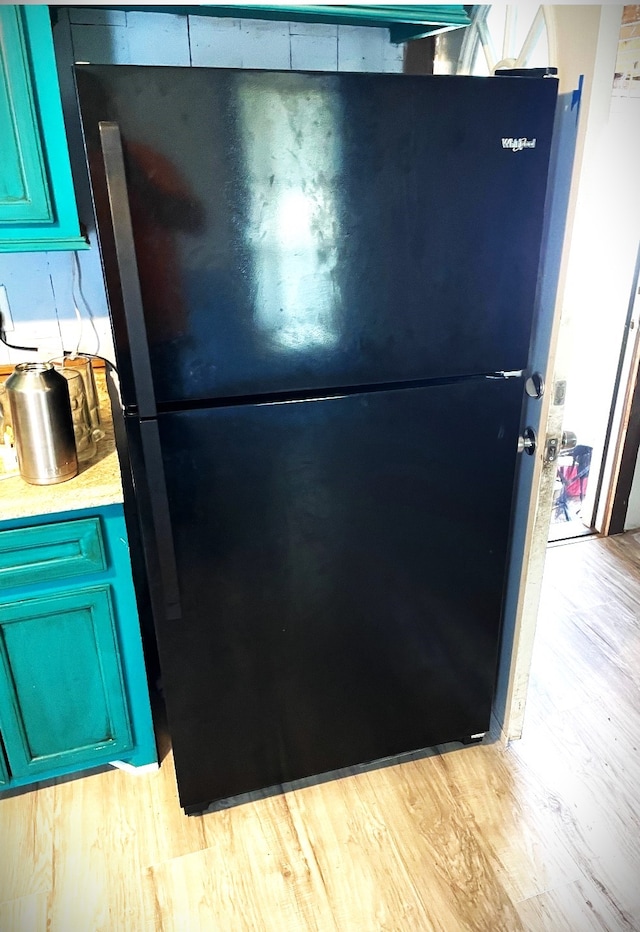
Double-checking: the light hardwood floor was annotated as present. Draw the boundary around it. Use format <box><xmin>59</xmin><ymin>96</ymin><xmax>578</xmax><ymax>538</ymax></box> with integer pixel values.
<box><xmin>1</xmin><ymin>532</ymin><xmax>639</xmax><ymax>931</ymax></box>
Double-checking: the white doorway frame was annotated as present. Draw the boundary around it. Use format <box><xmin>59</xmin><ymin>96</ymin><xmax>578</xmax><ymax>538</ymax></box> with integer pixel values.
<box><xmin>495</xmin><ymin>5</ymin><xmax>623</xmax><ymax>741</ymax></box>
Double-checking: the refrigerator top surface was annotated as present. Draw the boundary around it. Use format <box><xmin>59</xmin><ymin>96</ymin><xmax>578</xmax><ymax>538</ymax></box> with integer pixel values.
<box><xmin>77</xmin><ymin>66</ymin><xmax>558</xmax><ymax>408</ymax></box>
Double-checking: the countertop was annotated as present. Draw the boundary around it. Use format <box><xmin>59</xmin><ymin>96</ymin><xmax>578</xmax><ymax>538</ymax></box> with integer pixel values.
<box><xmin>0</xmin><ymin>369</ymin><xmax>124</xmax><ymax>523</ymax></box>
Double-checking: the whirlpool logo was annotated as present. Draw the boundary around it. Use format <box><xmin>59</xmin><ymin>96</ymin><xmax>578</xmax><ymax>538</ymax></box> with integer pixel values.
<box><xmin>502</xmin><ymin>137</ymin><xmax>537</xmax><ymax>152</ymax></box>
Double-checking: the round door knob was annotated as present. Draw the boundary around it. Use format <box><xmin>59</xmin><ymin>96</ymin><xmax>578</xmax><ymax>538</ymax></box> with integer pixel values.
<box><xmin>517</xmin><ymin>427</ymin><xmax>537</xmax><ymax>455</ymax></box>
<box><xmin>525</xmin><ymin>372</ymin><xmax>545</xmax><ymax>399</ymax></box>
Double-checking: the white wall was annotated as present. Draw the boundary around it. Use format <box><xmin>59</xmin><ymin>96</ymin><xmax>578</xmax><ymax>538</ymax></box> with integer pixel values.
<box><xmin>560</xmin><ymin>86</ymin><xmax>640</xmax><ymax>528</ymax></box>
<box><xmin>0</xmin><ymin>9</ymin><xmax>403</xmax><ymax>368</ymax></box>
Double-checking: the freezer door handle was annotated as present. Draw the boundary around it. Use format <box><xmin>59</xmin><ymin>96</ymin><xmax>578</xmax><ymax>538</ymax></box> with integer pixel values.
<box><xmin>99</xmin><ymin>121</ymin><xmax>157</xmax><ymax>421</ymax></box>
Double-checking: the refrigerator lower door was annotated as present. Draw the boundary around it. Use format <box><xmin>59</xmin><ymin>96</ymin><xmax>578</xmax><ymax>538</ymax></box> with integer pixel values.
<box><xmin>154</xmin><ymin>378</ymin><xmax>522</xmax><ymax>811</ymax></box>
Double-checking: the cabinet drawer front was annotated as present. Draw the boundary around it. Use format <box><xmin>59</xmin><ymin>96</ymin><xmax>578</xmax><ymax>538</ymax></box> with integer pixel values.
<box><xmin>0</xmin><ymin>585</ymin><xmax>133</xmax><ymax>777</ymax></box>
<box><xmin>0</xmin><ymin>518</ymin><xmax>107</xmax><ymax>589</ymax></box>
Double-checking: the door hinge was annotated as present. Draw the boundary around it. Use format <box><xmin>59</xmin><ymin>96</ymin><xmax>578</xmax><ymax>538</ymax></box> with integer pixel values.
<box><xmin>492</xmin><ymin>369</ymin><xmax>523</xmax><ymax>380</ymax></box>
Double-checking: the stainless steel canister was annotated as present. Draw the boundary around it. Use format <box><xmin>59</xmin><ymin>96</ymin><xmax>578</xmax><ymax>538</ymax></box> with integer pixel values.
<box><xmin>5</xmin><ymin>362</ymin><xmax>78</xmax><ymax>485</ymax></box>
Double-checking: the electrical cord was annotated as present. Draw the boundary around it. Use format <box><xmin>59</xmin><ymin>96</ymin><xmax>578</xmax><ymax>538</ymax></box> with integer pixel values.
<box><xmin>1</xmin><ymin>253</ymin><xmax>114</xmax><ymax>371</ymax></box>
<box><xmin>0</xmin><ymin>328</ymin><xmax>119</xmax><ymax>375</ymax></box>
<box><xmin>71</xmin><ymin>252</ymin><xmax>101</xmax><ymax>357</ymax></box>
<box><xmin>0</xmin><ymin>329</ymin><xmax>37</xmax><ymax>352</ymax></box>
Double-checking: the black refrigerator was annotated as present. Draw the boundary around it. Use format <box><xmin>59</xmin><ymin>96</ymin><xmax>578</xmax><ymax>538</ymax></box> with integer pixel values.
<box><xmin>76</xmin><ymin>66</ymin><xmax>557</xmax><ymax>813</ymax></box>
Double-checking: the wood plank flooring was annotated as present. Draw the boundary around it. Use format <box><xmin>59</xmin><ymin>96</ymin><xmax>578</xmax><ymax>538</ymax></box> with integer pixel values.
<box><xmin>1</xmin><ymin>532</ymin><xmax>639</xmax><ymax>930</ymax></box>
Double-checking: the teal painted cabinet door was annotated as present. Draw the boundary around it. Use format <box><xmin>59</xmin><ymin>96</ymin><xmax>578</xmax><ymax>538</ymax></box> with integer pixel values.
<box><xmin>0</xmin><ymin>585</ymin><xmax>134</xmax><ymax>778</ymax></box>
<box><xmin>0</xmin><ymin>5</ymin><xmax>86</xmax><ymax>251</ymax></box>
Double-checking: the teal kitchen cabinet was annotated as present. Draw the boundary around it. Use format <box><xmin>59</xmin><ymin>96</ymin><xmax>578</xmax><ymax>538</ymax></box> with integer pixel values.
<box><xmin>0</xmin><ymin>5</ymin><xmax>86</xmax><ymax>252</ymax></box>
<box><xmin>0</xmin><ymin>505</ymin><xmax>157</xmax><ymax>791</ymax></box>
<box><xmin>0</xmin><ymin>586</ymin><xmax>134</xmax><ymax>779</ymax></box>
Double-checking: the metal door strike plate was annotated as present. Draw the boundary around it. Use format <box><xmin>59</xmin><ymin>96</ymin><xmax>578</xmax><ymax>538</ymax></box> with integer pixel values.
<box><xmin>545</xmin><ymin>437</ymin><xmax>559</xmax><ymax>462</ymax></box>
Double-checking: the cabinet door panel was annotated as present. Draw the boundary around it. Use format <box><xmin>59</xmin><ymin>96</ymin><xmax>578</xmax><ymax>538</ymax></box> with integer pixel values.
<box><xmin>0</xmin><ymin>6</ymin><xmax>52</xmax><ymax>223</ymax></box>
<box><xmin>0</xmin><ymin>586</ymin><xmax>133</xmax><ymax>777</ymax></box>
<box><xmin>0</xmin><ymin>6</ymin><xmax>86</xmax><ymax>251</ymax></box>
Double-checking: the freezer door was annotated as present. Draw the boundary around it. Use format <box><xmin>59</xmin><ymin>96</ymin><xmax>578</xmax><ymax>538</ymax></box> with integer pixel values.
<box><xmin>153</xmin><ymin>378</ymin><xmax>522</xmax><ymax>810</ymax></box>
<box><xmin>77</xmin><ymin>66</ymin><xmax>557</xmax><ymax>406</ymax></box>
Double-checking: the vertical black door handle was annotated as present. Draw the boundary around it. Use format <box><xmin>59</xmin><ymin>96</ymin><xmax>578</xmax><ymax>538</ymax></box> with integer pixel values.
<box><xmin>99</xmin><ymin>120</ymin><xmax>182</xmax><ymax>625</ymax></box>
<box><xmin>139</xmin><ymin>419</ymin><xmax>182</xmax><ymax>622</ymax></box>
<box><xmin>99</xmin><ymin>120</ymin><xmax>156</xmax><ymax>420</ymax></box>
